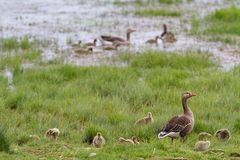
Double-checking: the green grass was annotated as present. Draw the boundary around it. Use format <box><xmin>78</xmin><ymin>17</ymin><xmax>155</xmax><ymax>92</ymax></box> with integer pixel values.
<box><xmin>158</xmin><ymin>0</ymin><xmax>182</xmax><ymax>4</ymax></box>
<box><xmin>113</xmin><ymin>0</ymin><xmax>182</xmax><ymax>6</ymax></box>
<box><xmin>0</xmin><ymin>49</ymin><xmax>240</xmax><ymax>159</ymax></box>
<box><xmin>191</xmin><ymin>6</ymin><xmax>240</xmax><ymax>44</ymax></box>
<box><xmin>135</xmin><ymin>8</ymin><xmax>181</xmax><ymax>17</ymax></box>
<box><xmin>0</xmin><ymin>36</ymin><xmax>35</xmax><ymax>51</ymax></box>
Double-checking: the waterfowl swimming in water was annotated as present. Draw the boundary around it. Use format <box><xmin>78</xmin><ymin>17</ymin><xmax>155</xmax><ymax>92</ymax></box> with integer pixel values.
<box><xmin>101</xmin><ymin>28</ymin><xmax>136</xmax><ymax>43</ymax></box>
<box><xmin>92</xmin><ymin>132</ymin><xmax>105</xmax><ymax>148</ymax></box>
<box><xmin>118</xmin><ymin>136</ymin><xmax>139</xmax><ymax>145</ymax></box>
<box><xmin>198</xmin><ymin>132</ymin><xmax>212</xmax><ymax>141</ymax></box>
<box><xmin>160</xmin><ymin>24</ymin><xmax>177</xmax><ymax>43</ymax></box>
<box><xmin>158</xmin><ymin>91</ymin><xmax>196</xmax><ymax>142</ymax></box>
<box><xmin>84</xmin><ymin>39</ymin><xmax>97</xmax><ymax>47</ymax></box>
<box><xmin>194</xmin><ymin>140</ymin><xmax>211</xmax><ymax>152</ymax></box>
<box><xmin>215</xmin><ymin>128</ymin><xmax>231</xmax><ymax>141</ymax></box>
<box><xmin>74</xmin><ymin>47</ymin><xmax>93</xmax><ymax>54</ymax></box>
<box><xmin>135</xmin><ymin>112</ymin><xmax>154</xmax><ymax>125</ymax></box>
<box><xmin>103</xmin><ymin>43</ymin><xmax>121</xmax><ymax>51</ymax></box>
<box><xmin>146</xmin><ymin>36</ymin><xmax>160</xmax><ymax>46</ymax></box>
<box><xmin>45</xmin><ymin>128</ymin><xmax>60</xmax><ymax>139</ymax></box>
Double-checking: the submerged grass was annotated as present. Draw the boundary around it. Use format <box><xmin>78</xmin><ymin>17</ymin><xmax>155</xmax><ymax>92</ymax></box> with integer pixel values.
<box><xmin>135</xmin><ymin>8</ymin><xmax>181</xmax><ymax>17</ymax></box>
<box><xmin>0</xmin><ymin>50</ymin><xmax>240</xmax><ymax>159</ymax></box>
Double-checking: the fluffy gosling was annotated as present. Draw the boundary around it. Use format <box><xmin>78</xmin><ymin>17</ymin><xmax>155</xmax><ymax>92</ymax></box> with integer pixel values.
<box><xmin>92</xmin><ymin>132</ymin><xmax>105</xmax><ymax>148</ymax></box>
<box><xmin>118</xmin><ymin>136</ymin><xmax>139</xmax><ymax>145</ymax></box>
<box><xmin>215</xmin><ymin>128</ymin><xmax>231</xmax><ymax>141</ymax></box>
<box><xmin>135</xmin><ymin>112</ymin><xmax>154</xmax><ymax>125</ymax></box>
<box><xmin>194</xmin><ymin>140</ymin><xmax>211</xmax><ymax>152</ymax></box>
<box><xmin>198</xmin><ymin>132</ymin><xmax>212</xmax><ymax>141</ymax></box>
<box><xmin>45</xmin><ymin>128</ymin><xmax>60</xmax><ymax>139</ymax></box>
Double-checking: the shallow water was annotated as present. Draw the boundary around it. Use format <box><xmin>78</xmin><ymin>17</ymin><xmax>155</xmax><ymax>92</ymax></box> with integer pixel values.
<box><xmin>0</xmin><ymin>0</ymin><xmax>240</xmax><ymax>69</ymax></box>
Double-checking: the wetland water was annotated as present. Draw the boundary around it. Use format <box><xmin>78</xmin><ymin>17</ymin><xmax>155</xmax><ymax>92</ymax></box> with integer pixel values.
<box><xmin>1</xmin><ymin>0</ymin><xmax>240</xmax><ymax>69</ymax></box>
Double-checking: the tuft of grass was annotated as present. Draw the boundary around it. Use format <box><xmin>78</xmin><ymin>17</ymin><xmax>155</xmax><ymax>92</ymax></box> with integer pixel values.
<box><xmin>191</xmin><ymin>6</ymin><xmax>240</xmax><ymax>44</ymax></box>
<box><xmin>0</xmin><ymin>37</ymin><xmax>18</xmax><ymax>50</ymax></box>
<box><xmin>0</xmin><ymin>36</ymin><xmax>35</xmax><ymax>51</ymax></box>
<box><xmin>158</xmin><ymin>0</ymin><xmax>182</xmax><ymax>4</ymax></box>
<box><xmin>0</xmin><ymin>127</ymin><xmax>11</xmax><ymax>153</ymax></box>
<box><xmin>135</xmin><ymin>8</ymin><xmax>181</xmax><ymax>17</ymax></box>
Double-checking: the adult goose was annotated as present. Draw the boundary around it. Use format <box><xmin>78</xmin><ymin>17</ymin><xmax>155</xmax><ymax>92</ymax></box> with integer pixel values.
<box><xmin>160</xmin><ymin>24</ymin><xmax>177</xmax><ymax>43</ymax></box>
<box><xmin>101</xmin><ymin>28</ymin><xmax>136</xmax><ymax>43</ymax></box>
<box><xmin>158</xmin><ymin>91</ymin><xmax>196</xmax><ymax>142</ymax></box>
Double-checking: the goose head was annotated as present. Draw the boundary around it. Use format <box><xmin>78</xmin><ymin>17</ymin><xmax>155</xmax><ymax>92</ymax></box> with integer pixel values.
<box><xmin>182</xmin><ymin>91</ymin><xmax>196</xmax><ymax>99</ymax></box>
<box><xmin>127</xmin><ymin>28</ymin><xmax>136</xmax><ymax>34</ymax></box>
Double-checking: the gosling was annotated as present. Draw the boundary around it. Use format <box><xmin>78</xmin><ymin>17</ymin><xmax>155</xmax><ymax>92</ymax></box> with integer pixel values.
<box><xmin>135</xmin><ymin>112</ymin><xmax>154</xmax><ymax>125</ymax></box>
<box><xmin>194</xmin><ymin>140</ymin><xmax>211</xmax><ymax>152</ymax></box>
<box><xmin>118</xmin><ymin>136</ymin><xmax>139</xmax><ymax>145</ymax></box>
<box><xmin>215</xmin><ymin>128</ymin><xmax>231</xmax><ymax>141</ymax></box>
<box><xmin>198</xmin><ymin>132</ymin><xmax>212</xmax><ymax>141</ymax></box>
<box><xmin>92</xmin><ymin>132</ymin><xmax>105</xmax><ymax>148</ymax></box>
<box><xmin>45</xmin><ymin>128</ymin><xmax>60</xmax><ymax>139</ymax></box>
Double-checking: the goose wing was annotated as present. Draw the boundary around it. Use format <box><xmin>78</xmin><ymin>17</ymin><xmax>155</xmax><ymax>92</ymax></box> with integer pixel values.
<box><xmin>159</xmin><ymin>115</ymin><xmax>191</xmax><ymax>138</ymax></box>
<box><xmin>101</xmin><ymin>35</ymin><xmax>125</xmax><ymax>42</ymax></box>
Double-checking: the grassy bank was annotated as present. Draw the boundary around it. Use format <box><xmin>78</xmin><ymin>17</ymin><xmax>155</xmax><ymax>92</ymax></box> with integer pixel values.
<box><xmin>0</xmin><ymin>49</ymin><xmax>240</xmax><ymax>159</ymax></box>
<box><xmin>135</xmin><ymin>8</ymin><xmax>181</xmax><ymax>17</ymax></box>
<box><xmin>191</xmin><ymin>6</ymin><xmax>240</xmax><ymax>44</ymax></box>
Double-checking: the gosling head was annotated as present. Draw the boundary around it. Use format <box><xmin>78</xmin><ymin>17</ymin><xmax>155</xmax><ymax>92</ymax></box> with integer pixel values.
<box><xmin>198</xmin><ymin>132</ymin><xmax>212</xmax><ymax>141</ymax></box>
<box><xmin>93</xmin><ymin>39</ymin><xmax>97</xmax><ymax>43</ymax></box>
<box><xmin>147</xmin><ymin>112</ymin><xmax>153</xmax><ymax>118</ymax></box>
<box><xmin>182</xmin><ymin>91</ymin><xmax>197</xmax><ymax>99</ymax></box>
<box><xmin>97</xmin><ymin>132</ymin><xmax>102</xmax><ymax>137</ymax></box>
<box><xmin>88</xmin><ymin>47</ymin><xmax>93</xmax><ymax>52</ymax></box>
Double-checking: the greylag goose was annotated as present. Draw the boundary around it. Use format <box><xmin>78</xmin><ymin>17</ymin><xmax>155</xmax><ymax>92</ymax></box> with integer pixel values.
<box><xmin>135</xmin><ymin>112</ymin><xmax>154</xmax><ymax>125</ymax></box>
<box><xmin>92</xmin><ymin>132</ymin><xmax>105</xmax><ymax>148</ymax></box>
<box><xmin>215</xmin><ymin>128</ymin><xmax>231</xmax><ymax>140</ymax></box>
<box><xmin>194</xmin><ymin>140</ymin><xmax>211</xmax><ymax>152</ymax></box>
<box><xmin>158</xmin><ymin>91</ymin><xmax>196</xmax><ymax>142</ymax></box>
<box><xmin>74</xmin><ymin>47</ymin><xmax>93</xmax><ymax>54</ymax></box>
<box><xmin>160</xmin><ymin>24</ymin><xmax>177</xmax><ymax>43</ymax></box>
<box><xmin>118</xmin><ymin>136</ymin><xmax>139</xmax><ymax>145</ymax></box>
<box><xmin>45</xmin><ymin>128</ymin><xmax>60</xmax><ymax>139</ymax></box>
<box><xmin>71</xmin><ymin>40</ymin><xmax>82</xmax><ymax>48</ymax></box>
<box><xmin>84</xmin><ymin>39</ymin><xmax>97</xmax><ymax>47</ymax></box>
<box><xmin>101</xmin><ymin>28</ymin><xmax>136</xmax><ymax>43</ymax></box>
<box><xmin>146</xmin><ymin>36</ymin><xmax>160</xmax><ymax>46</ymax></box>
<box><xmin>198</xmin><ymin>132</ymin><xmax>212</xmax><ymax>141</ymax></box>
<box><xmin>103</xmin><ymin>43</ymin><xmax>121</xmax><ymax>51</ymax></box>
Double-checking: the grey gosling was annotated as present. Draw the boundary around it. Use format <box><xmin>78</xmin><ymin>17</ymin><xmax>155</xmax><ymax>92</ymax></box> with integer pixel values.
<box><xmin>118</xmin><ymin>136</ymin><xmax>139</xmax><ymax>145</ymax></box>
<box><xmin>92</xmin><ymin>132</ymin><xmax>105</xmax><ymax>148</ymax></box>
<box><xmin>215</xmin><ymin>128</ymin><xmax>231</xmax><ymax>141</ymax></box>
<box><xmin>45</xmin><ymin>128</ymin><xmax>60</xmax><ymax>139</ymax></box>
<box><xmin>135</xmin><ymin>112</ymin><xmax>154</xmax><ymax>125</ymax></box>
